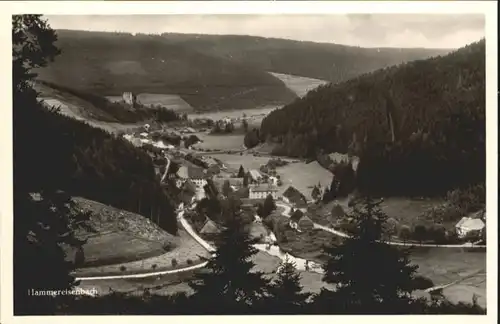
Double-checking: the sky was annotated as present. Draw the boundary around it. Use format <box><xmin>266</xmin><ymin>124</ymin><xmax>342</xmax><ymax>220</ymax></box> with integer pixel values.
<box><xmin>45</xmin><ymin>14</ymin><xmax>485</xmax><ymax>49</ymax></box>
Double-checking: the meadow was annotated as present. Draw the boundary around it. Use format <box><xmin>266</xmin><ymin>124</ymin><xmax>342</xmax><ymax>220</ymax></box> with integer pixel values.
<box><xmin>187</xmin><ymin>105</ymin><xmax>278</xmax><ymax>121</ymax></box>
<box><xmin>193</xmin><ymin>133</ymin><xmax>246</xmax><ymax>151</ymax></box>
<box><xmin>269</xmin><ymin>72</ymin><xmax>328</xmax><ymax>97</ymax></box>
<box><xmin>276</xmin><ymin>161</ymin><xmax>333</xmax><ymax>199</ymax></box>
<box><xmin>107</xmin><ymin>93</ymin><xmax>194</xmax><ymax>113</ymax></box>
<box><xmin>410</xmin><ymin>248</ymin><xmax>486</xmax><ymax>308</ymax></box>
<box><xmin>68</xmin><ymin>197</ymin><xmax>210</xmax><ymax>277</ymax></box>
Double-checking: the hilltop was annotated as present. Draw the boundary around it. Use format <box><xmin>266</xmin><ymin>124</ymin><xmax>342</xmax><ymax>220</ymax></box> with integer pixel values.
<box><xmin>36</xmin><ymin>30</ymin><xmax>450</xmax><ymax>114</ymax></box>
<box><xmin>35</xmin><ymin>30</ymin><xmax>297</xmax><ymax>111</ymax></box>
<box><xmin>260</xmin><ymin>39</ymin><xmax>485</xmax><ymax>196</ymax></box>
<box><xmin>160</xmin><ymin>33</ymin><xmax>451</xmax><ymax>83</ymax></box>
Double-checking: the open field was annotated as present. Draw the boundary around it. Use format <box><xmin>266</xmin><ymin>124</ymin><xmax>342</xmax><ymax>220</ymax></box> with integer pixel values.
<box><xmin>276</xmin><ymin>161</ymin><xmax>333</xmax><ymax>199</ymax></box>
<box><xmin>193</xmin><ymin>133</ymin><xmax>246</xmax><ymax>151</ymax></box>
<box><xmin>313</xmin><ymin>197</ymin><xmax>444</xmax><ymax>228</ymax></box>
<box><xmin>410</xmin><ymin>248</ymin><xmax>486</xmax><ymax>308</ymax></box>
<box><xmin>37</xmin><ymin>90</ymin><xmax>143</xmax><ymax>135</ymax></box>
<box><xmin>65</xmin><ymin>197</ymin><xmax>177</xmax><ymax>268</ymax></box>
<box><xmin>67</xmin><ymin>197</ymin><xmax>210</xmax><ymax>277</ymax></box>
<box><xmin>106</xmin><ymin>93</ymin><xmax>194</xmax><ymax>113</ymax></box>
<box><xmin>187</xmin><ymin>106</ymin><xmax>278</xmax><ymax>121</ymax></box>
<box><xmin>73</xmin><ymin>229</ymin><xmax>210</xmax><ymax>277</ymax></box>
<box><xmin>269</xmin><ymin>72</ymin><xmax>329</xmax><ymax>97</ymax></box>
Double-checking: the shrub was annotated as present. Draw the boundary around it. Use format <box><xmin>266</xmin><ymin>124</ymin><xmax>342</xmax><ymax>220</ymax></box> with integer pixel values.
<box><xmin>446</xmin><ymin>184</ymin><xmax>485</xmax><ymax>212</ymax></box>
<box><xmin>383</xmin><ymin>217</ymin><xmax>399</xmax><ymax>238</ymax></box>
<box><xmin>151</xmin><ymin>264</ymin><xmax>157</xmax><ymax>270</ymax></box>
<box><xmin>445</xmin><ymin>230</ymin><xmax>460</xmax><ymax>244</ymax></box>
<box><xmin>120</xmin><ymin>266</ymin><xmax>127</xmax><ymax>272</ymax></box>
<box><xmin>399</xmin><ymin>225</ymin><xmax>411</xmax><ymax>243</ymax></box>
<box><xmin>187</xmin><ymin>259</ymin><xmax>193</xmax><ymax>265</ymax></box>
<box><xmin>171</xmin><ymin>259</ymin><xmax>178</xmax><ymax>267</ymax></box>
<box><xmin>423</xmin><ymin>204</ymin><xmax>465</xmax><ymax>223</ymax></box>
<box><xmin>162</xmin><ymin>242</ymin><xmax>174</xmax><ymax>251</ymax></box>
<box><xmin>428</xmin><ymin>224</ymin><xmax>447</xmax><ymax>244</ymax></box>
<box><xmin>413</xmin><ymin>224</ymin><xmax>428</xmax><ymax>243</ymax></box>
<box><xmin>412</xmin><ymin>275</ymin><xmax>435</xmax><ymax>290</ymax></box>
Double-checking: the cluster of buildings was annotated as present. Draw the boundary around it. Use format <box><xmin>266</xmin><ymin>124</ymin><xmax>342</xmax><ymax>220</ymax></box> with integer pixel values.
<box><xmin>122</xmin><ymin>133</ymin><xmax>176</xmax><ymax>151</ymax></box>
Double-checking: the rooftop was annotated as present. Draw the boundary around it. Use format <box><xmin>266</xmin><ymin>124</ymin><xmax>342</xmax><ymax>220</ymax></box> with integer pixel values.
<box><xmin>250</xmin><ymin>184</ymin><xmax>278</xmax><ymax>192</ymax></box>
<box><xmin>456</xmin><ymin>217</ymin><xmax>485</xmax><ymax>230</ymax></box>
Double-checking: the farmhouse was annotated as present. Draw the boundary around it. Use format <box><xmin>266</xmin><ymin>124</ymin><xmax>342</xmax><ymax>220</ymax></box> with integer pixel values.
<box><xmin>297</xmin><ymin>215</ymin><xmax>314</xmax><ymax>231</ymax></box>
<box><xmin>289</xmin><ymin>209</ymin><xmax>314</xmax><ymax>232</ymax></box>
<box><xmin>282</xmin><ymin>186</ymin><xmax>308</xmax><ymax>208</ymax></box>
<box><xmin>455</xmin><ymin>217</ymin><xmax>485</xmax><ymax>238</ymax></box>
<box><xmin>249</xmin><ymin>184</ymin><xmax>278</xmax><ymax>200</ymax></box>
<box><xmin>177</xmin><ymin>165</ymin><xmax>208</xmax><ymax>190</ymax></box>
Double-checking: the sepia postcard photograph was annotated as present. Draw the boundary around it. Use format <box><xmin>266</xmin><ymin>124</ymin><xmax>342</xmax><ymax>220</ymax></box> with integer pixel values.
<box><xmin>1</xmin><ymin>1</ymin><xmax>498</xmax><ymax>323</ymax></box>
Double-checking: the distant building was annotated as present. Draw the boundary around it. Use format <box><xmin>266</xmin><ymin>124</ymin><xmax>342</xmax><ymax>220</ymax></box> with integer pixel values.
<box><xmin>455</xmin><ymin>217</ymin><xmax>485</xmax><ymax>238</ymax></box>
<box><xmin>122</xmin><ymin>92</ymin><xmax>137</xmax><ymax>105</ymax></box>
<box><xmin>268</xmin><ymin>176</ymin><xmax>278</xmax><ymax>186</ymax></box>
<box><xmin>177</xmin><ymin>165</ymin><xmax>208</xmax><ymax>190</ymax></box>
<box><xmin>249</xmin><ymin>184</ymin><xmax>278</xmax><ymax>200</ymax></box>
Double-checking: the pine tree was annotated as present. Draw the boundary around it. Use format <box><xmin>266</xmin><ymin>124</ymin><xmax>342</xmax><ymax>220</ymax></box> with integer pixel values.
<box><xmin>262</xmin><ymin>194</ymin><xmax>276</xmax><ymax>218</ymax></box>
<box><xmin>188</xmin><ymin>211</ymin><xmax>271</xmax><ymax>314</ymax></box>
<box><xmin>237</xmin><ymin>165</ymin><xmax>245</xmax><ymax>178</ymax></box>
<box><xmin>311</xmin><ymin>185</ymin><xmax>321</xmax><ymax>202</ymax></box>
<box><xmin>267</xmin><ymin>256</ymin><xmax>311</xmax><ymax>314</ymax></box>
<box><xmin>315</xmin><ymin>196</ymin><xmax>421</xmax><ymax>314</ymax></box>
<box><xmin>222</xmin><ymin>179</ymin><xmax>232</xmax><ymax>197</ymax></box>
<box><xmin>243</xmin><ymin>173</ymin><xmax>249</xmax><ymax>187</ymax></box>
<box><xmin>12</xmin><ymin>14</ymin><xmax>93</xmax><ymax>315</ymax></box>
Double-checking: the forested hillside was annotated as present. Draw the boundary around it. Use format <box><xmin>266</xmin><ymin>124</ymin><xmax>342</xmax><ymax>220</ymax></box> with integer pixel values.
<box><xmin>18</xmin><ymin>101</ymin><xmax>179</xmax><ymax>234</ymax></box>
<box><xmin>35</xmin><ymin>30</ymin><xmax>296</xmax><ymax>111</ymax></box>
<box><xmin>37</xmin><ymin>80</ymin><xmax>184</xmax><ymax>124</ymax></box>
<box><xmin>260</xmin><ymin>40</ymin><xmax>485</xmax><ymax>196</ymax></box>
<box><xmin>161</xmin><ymin>33</ymin><xmax>450</xmax><ymax>83</ymax></box>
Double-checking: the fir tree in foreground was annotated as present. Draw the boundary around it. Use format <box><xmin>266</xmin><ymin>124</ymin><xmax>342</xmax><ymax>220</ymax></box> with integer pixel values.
<box><xmin>314</xmin><ymin>196</ymin><xmax>422</xmax><ymax>314</ymax></box>
<box><xmin>13</xmin><ymin>14</ymin><xmax>92</xmax><ymax>315</ymax></box>
<box><xmin>267</xmin><ymin>256</ymin><xmax>311</xmax><ymax>314</ymax></box>
<box><xmin>187</xmin><ymin>209</ymin><xmax>271</xmax><ymax>314</ymax></box>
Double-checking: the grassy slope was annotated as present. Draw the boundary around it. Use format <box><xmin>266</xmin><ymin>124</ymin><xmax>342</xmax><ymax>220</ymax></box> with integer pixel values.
<box><xmin>36</xmin><ymin>30</ymin><xmax>297</xmax><ymax>111</ymax></box>
<box><xmin>68</xmin><ymin>197</ymin><xmax>210</xmax><ymax>276</ymax></box>
<box><xmin>65</xmin><ymin>197</ymin><xmax>178</xmax><ymax>268</ymax></box>
<box><xmin>161</xmin><ymin>33</ymin><xmax>451</xmax><ymax>83</ymax></box>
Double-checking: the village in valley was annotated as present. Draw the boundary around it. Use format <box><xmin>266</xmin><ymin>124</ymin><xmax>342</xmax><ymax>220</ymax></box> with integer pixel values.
<box><xmin>68</xmin><ymin>86</ymin><xmax>487</xmax><ymax>308</ymax></box>
<box><xmin>11</xmin><ymin>11</ymin><xmax>491</xmax><ymax>317</ymax></box>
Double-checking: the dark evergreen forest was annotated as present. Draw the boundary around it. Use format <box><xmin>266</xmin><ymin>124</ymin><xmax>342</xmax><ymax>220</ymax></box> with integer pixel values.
<box><xmin>261</xmin><ymin>40</ymin><xmax>485</xmax><ymax>196</ymax></box>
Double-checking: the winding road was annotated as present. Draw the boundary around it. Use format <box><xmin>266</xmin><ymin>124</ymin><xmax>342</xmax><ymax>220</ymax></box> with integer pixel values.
<box><xmin>76</xmin><ymin>199</ymin><xmax>485</xmax><ymax>284</ymax></box>
<box><xmin>275</xmin><ymin>202</ymin><xmax>486</xmax><ymax>249</ymax></box>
